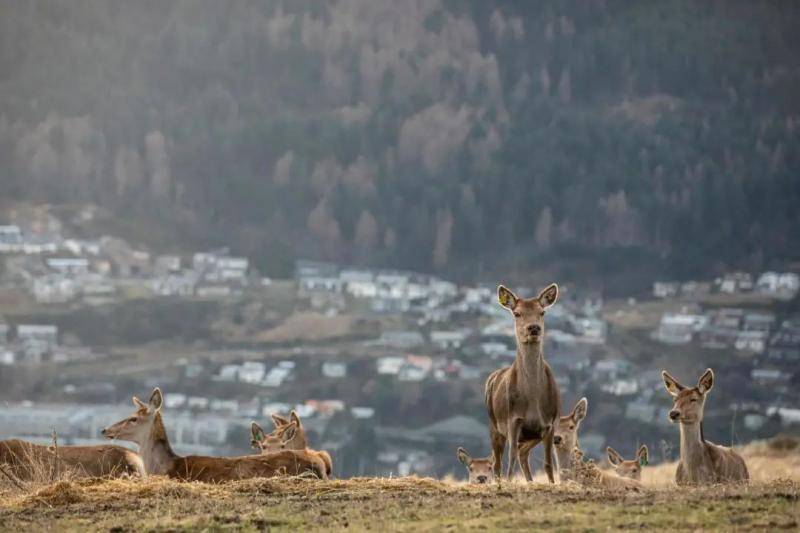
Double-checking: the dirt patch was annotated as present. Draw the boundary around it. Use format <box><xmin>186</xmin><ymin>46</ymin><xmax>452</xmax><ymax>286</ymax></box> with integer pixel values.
<box><xmin>253</xmin><ymin>312</ymin><xmax>357</xmax><ymax>343</ymax></box>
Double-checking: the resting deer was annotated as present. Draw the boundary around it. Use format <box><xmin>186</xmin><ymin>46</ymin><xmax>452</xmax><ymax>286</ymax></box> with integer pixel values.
<box><xmin>101</xmin><ymin>388</ymin><xmax>327</xmax><ymax>482</ymax></box>
<box><xmin>552</xmin><ymin>397</ymin><xmax>588</xmax><ymax>481</ymax></box>
<box><xmin>606</xmin><ymin>445</ymin><xmax>648</xmax><ymax>481</ymax></box>
<box><xmin>456</xmin><ymin>447</ymin><xmax>495</xmax><ymax>484</ymax></box>
<box><xmin>662</xmin><ymin>368</ymin><xmax>749</xmax><ymax>485</ymax></box>
<box><xmin>0</xmin><ymin>439</ymin><xmax>144</xmax><ymax>479</ymax></box>
<box><xmin>251</xmin><ymin>411</ymin><xmax>333</xmax><ymax>478</ymax></box>
<box><xmin>485</xmin><ymin>283</ymin><xmax>561</xmax><ymax>482</ymax></box>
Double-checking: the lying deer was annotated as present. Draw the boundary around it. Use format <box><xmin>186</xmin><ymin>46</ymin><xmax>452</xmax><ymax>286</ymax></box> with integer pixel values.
<box><xmin>552</xmin><ymin>397</ymin><xmax>588</xmax><ymax>481</ymax></box>
<box><xmin>102</xmin><ymin>388</ymin><xmax>327</xmax><ymax>482</ymax></box>
<box><xmin>662</xmin><ymin>368</ymin><xmax>749</xmax><ymax>485</ymax></box>
<box><xmin>251</xmin><ymin>411</ymin><xmax>332</xmax><ymax>478</ymax></box>
<box><xmin>456</xmin><ymin>447</ymin><xmax>494</xmax><ymax>484</ymax></box>
<box><xmin>606</xmin><ymin>445</ymin><xmax>648</xmax><ymax>481</ymax></box>
<box><xmin>485</xmin><ymin>283</ymin><xmax>561</xmax><ymax>482</ymax></box>
<box><xmin>0</xmin><ymin>438</ymin><xmax>144</xmax><ymax>479</ymax></box>
<box><xmin>566</xmin><ymin>448</ymin><xmax>643</xmax><ymax>491</ymax></box>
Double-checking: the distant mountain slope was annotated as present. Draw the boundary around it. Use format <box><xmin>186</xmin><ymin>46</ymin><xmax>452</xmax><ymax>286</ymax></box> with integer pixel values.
<box><xmin>1</xmin><ymin>1</ymin><xmax>798</xmax><ymax>287</ymax></box>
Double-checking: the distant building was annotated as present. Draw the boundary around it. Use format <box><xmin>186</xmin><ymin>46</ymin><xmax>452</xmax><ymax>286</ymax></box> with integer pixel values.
<box><xmin>653</xmin><ymin>281</ymin><xmax>679</xmax><ymax>299</ymax></box>
<box><xmin>376</xmin><ymin>330</ymin><xmax>424</xmax><ymax>350</ymax></box>
<box><xmin>429</xmin><ymin>330</ymin><xmax>468</xmax><ymax>350</ymax></box>
<box><xmin>734</xmin><ymin>330</ymin><xmax>768</xmax><ymax>354</ymax></box>
<box><xmin>46</xmin><ymin>257</ymin><xmax>90</xmax><ymax>276</ymax></box>
<box><xmin>768</xmin><ymin>320</ymin><xmax>800</xmax><ymax>361</ymax></box>
<box><xmin>321</xmin><ymin>361</ymin><xmax>348</xmax><ymax>378</ymax></box>
<box><xmin>0</xmin><ymin>225</ymin><xmax>23</xmax><ymax>253</ymax></box>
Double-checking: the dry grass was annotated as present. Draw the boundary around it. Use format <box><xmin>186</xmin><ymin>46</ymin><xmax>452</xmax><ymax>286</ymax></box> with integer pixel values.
<box><xmin>253</xmin><ymin>311</ymin><xmax>356</xmax><ymax>343</ymax></box>
<box><xmin>1</xmin><ymin>441</ymin><xmax>798</xmax><ymax>531</ymax></box>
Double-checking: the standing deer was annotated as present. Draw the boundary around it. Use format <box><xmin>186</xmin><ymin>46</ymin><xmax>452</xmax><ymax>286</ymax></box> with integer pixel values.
<box><xmin>0</xmin><ymin>439</ymin><xmax>144</xmax><ymax>479</ymax></box>
<box><xmin>251</xmin><ymin>411</ymin><xmax>333</xmax><ymax>478</ymax></box>
<box><xmin>552</xmin><ymin>397</ymin><xmax>588</xmax><ymax>481</ymax></box>
<box><xmin>101</xmin><ymin>388</ymin><xmax>327</xmax><ymax>481</ymax></box>
<box><xmin>456</xmin><ymin>447</ymin><xmax>495</xmax><ymax>484</ymax></box>
<box><xmin>662</xmin><ymin>368</ymin><xmax>749</xmax><ymax>485</ymax></box>
<box><xmin>606</xmin><ymin>445</ymin><xmax>648</xmax><ymax>481</ymax></box>
<box><xmin>485</xmin><ymin>283</ymin><xmax>561</xmax><ymax>482</ymax></box>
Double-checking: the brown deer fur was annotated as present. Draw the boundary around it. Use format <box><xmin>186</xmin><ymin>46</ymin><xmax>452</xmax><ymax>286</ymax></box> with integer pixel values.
<box><xmin>662</xmin><ymin>368</ymin><xmax>749</xmax><ymax>485</ymax></box>
<box><xmin>102</xmin><ymin>389</ymin><xmax>326</xmax><ymax>482</ymax></box>
<box><xmin>251</xmin><ymin>414</ymin><xmax>333</xmax><ymax>478</ymax></box>
<box><xmin>485</xmin><ymin>283</ymin><xmax>561</xmax><ymax>482</ymax></box>
<box><xmin>0</xmin><ymin>439</ymin><xmax>144</xmax><ymax>479</ymax></box>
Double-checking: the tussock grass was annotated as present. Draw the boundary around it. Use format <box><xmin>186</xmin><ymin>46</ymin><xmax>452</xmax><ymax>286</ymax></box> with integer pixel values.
<box><xmin>1</xmin><ymin>442</ymin><xmax>799</xmax><ymax>531</ymax></box>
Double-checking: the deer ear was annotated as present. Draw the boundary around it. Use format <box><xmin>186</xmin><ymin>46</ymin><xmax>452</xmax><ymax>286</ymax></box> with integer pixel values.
<box><xmin>662</xmin><ymin>370</ymin><xmax>684</xmax><ymax>397</ymax></box>
<box><xmin>606</xmin><ymin>447</ymin><xmax>623</xmax><ymax>466</ymax></box>
<box><xmin>537</xmin><ymin>283</ymin><xmax>559</xmax><ymax>308</ymax></box>
<box><xmin>456</xmin><ymin>447</ymin><xmax>472</xmax><ymax>466</ymax></box>
<box><xmin>148</xmin><ymin>388</ymin><xmax>163</xmax><ymax>413</ymax></box>
<box><xmin>497</xmin><ymin>285</ymin><xmax>518</xmax><ymax>311</ymax></box>
<box><xmin>271</xmin><ymin>413</ymin><xmax>290</xmax><ymax>427</ymax></box>
<box><xmin>638</xmin><ymin>445</ymin><xmax>649</xmax><ymax>466</ymax></box>
<box><xmin>572</xmin><ymin>397</ymin><xmax>588</xmax><ymax>422</ymax></box>
<box><xmin>290</xmin><ymin>410</ymin><xmax>301</xmax><ymax>427</ymax></box>
<box><xmin>282</xmin><ymin>422</ymin><xmax>297</xmax><ymax>443</ymax></box>
<box><xmin>251</xmin><ymin>422</ymin><xmax>266</xmax><ymax>442</ymax></box>
<box><xmin>697</xmin><ymin>368</ymin><xmax>714</xmax><ymax>394</ymax></box>
<box><xmin>132</xmin><ymin>396</ymin><xmax>147</xmax><ymax>409</ymax></box>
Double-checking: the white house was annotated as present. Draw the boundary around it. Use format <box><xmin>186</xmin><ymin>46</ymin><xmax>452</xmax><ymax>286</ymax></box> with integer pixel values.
<box><xmin>46</xmin><ymin>257</ymin><xmax>90</xmax><ymax>276</ymax></box>
<box><xmin>321</xmin><ymin>361</ymin><xmax>347</xmax><ymax>378</ymax></box>
<box><xmin>238</xmin><ymin>361</ymin><xmax>267</xmax><ymax>384</ymax></box>
<box><xmin>430</xmin><ymin>330</ymin><xmax>468</xmax><ymax>350</ymax></box>
<box><xmin>735</xmin><ymin>330</ymin><xmax>768</xmax><ymax>354</ymax></box>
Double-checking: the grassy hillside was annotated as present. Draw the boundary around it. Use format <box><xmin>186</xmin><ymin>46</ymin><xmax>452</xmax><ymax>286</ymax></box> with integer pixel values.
<box><xmin>1</xmin><ymin>444</ymin><xmax>798</xmax><ymax>531</ymax></box>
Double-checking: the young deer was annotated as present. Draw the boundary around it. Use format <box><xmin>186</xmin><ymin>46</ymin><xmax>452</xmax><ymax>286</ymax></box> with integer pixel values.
<box><xmin>662</xmin><ymin>368</ymin><xmax>749</xmax><ymax>485</ymax></box>
<box><xmin>456</xmin><ymin>447</ymin><xmax>495</xmax><ymax>484</ymax></box>
<box><xmin>485</xmin><ymin>283</ymin><xmax>561</xmax><ymax>482</ymax></box>
<box><xmin>552</xmin><ymin>397</ymin><xmax>588</xmax><ymax>481</ymax></box>
<box><xmin>101</xmin><ymin>388</ymin><xmax>327</xmax><ymax>482</ymax></box>
<box><xmin>606</xmin><ymin>445</ymin><xmax>648</xmax><ymax>481</ymax></box>
<box><xmin>251</xmin><ymin>411</ymin><xmax>333</xmax><ymax>478</ymax></box>
<box><xmin>0</xmin><ymin>439</ymin><xmax>144</xmax><ymax>479</ymax></box>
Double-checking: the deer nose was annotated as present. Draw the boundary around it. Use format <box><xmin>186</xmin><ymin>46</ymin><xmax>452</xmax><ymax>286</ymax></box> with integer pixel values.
<box><xmin>528</xmin><ymin>324</ymin><xmax>541</xmax><ymax>335</ymax></box>
<box><xmin>553</xmin><ymin>435</ymin><xmax>563</xmax><ymax>446</ymax></box>
<box><xmin>669</xmin><ymin>410</ymin><xmax>680</xmax><ymax>421</ymax></box>
<box><xmin>476</xmin><ymin>475</ymin><xmax>487</xmax><ymax>484</ymax></box>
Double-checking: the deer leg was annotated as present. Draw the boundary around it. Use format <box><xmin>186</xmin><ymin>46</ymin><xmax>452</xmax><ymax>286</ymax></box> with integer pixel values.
<box><xmin>542</xmin><ymin>428</ymin><xmax>555</xmax><ymax>484</ymax></box>
<box><xmin>518</xmin><ymin>439</ymin><xmax>539</xmax><ymax>482</ymax></box>
<box><xmin>489</xmin><ymin>428</ymin><xmax>506</xmax><ymax>479</ymax></box>
<box><xmin>506</xmin><ymin>418</ymin><xmax>522</xmax><ymax>480</ymax></box>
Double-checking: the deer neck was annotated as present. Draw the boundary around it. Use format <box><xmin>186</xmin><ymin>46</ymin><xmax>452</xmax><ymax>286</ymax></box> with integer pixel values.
<box><xmin>556</xmin><ymin>447</ymin><xmax>572</xmax><ymax>473</ymax></box>
<box><xmin>140</xmin><ymin>413</ymin><xmax>179</xmax><ymax>475</ymax></box>
<box><xmin>679</xmin><ymin>421</ymin><xmax>708</xmax><ymax>467</ymax></box>
<box><xmin>515</xmin><ymin>341</ymin><xmax>545</xmax><ymax>383</ymax></box>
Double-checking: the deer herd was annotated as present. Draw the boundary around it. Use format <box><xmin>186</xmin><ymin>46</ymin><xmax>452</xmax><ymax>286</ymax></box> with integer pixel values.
<box><xmin>1</xmin><ymin>282</ymin><xmax>750</xmax><ymax>489</ymax></box>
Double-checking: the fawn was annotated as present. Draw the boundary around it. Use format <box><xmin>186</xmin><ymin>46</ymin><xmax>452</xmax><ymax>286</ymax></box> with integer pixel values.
<box><xmin>251</xmin><ymin>411</ymin><xmax>332</xmax><ymax>478</ymax></box>
<box><xmin>606</xmin><ymin>445</ymin><xmax>648</xmax><ymax>481</ymax></box>
<box><xmin>456</xmin><ymin>447</ymin><xmax>495</xmax><ymax>484</ymax></box>
<box><xmin>552</xmin><ymin>397</ymin><xmax>588</xmax><ymax>481</ymax></box>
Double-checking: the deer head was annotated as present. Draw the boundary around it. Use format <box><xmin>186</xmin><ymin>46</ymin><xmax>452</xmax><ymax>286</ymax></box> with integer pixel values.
<box><xmin>553</xmin><ymin>397</ymin><xmax>588</xmax><ymax>454</ymax></box>
<box><xmin>607</xmin><ymin>445</ymin><xmax>648</xmax><ymax>480</ymax></box>
<box><xmin>498</xmin><ymin>283</ymin><xmax>558</xmax><ymax>345</ymax></box>
<box><xmin>457</xmin><ymin>447</ymin><xmax>495</xmax><ymax>484</ymax></box>
<box><xmin>251</xmin><ymin>421</ymin><xmax>297</xmax><ymax>452</ymax></box>
<box><xmin>663</xmin><ymin>368</ymin><xmax>714</xmax><ymax>424</ymax></box>
<box><xmin>102</xmin><ymin>388</ymin><xmax>163</xmax><ymax>445</ymax></box>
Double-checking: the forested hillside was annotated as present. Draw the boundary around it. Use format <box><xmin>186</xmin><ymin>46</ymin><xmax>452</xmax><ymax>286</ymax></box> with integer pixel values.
<box><xmin>1</xmin><ymin>1</ymin><xmax>798</xmax><ymax>289</ymax></box>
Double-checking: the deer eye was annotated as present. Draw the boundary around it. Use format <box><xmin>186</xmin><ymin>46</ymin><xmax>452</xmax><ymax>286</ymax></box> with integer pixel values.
<box><xmin>541</xmin><ymin>311</ymin><xmax>545</xmax><ymax>317</ymax></box>
<box><xmin>569</xmin><ymin>425</ymin><xmax>574</xmax><ymax>430</ymax></box>
<box><xmin>513</xmin><ymin>312</ymin><xmax>521</xmax><ymax>318</ymax></box>
<box><xmin>690</xmin><ymin>398</ymin><xmax>698</xmax><ymax>403</ymax></box>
